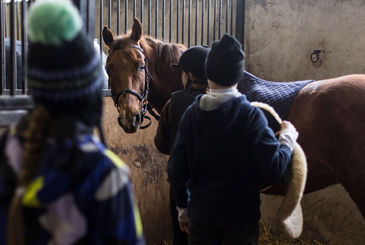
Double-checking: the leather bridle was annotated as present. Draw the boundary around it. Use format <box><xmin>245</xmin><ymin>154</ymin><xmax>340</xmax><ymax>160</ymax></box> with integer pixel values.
<box><xmin>111</xmin><ymin>45</ymin><xmax>159</xmax><ymax>129</ymax></box>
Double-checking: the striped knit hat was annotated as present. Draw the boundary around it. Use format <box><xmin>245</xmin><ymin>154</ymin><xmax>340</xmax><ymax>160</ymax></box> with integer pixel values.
<box><xmin>27</xmin><ymin>0</ymin><xmax>103</xmax><ymax>102</ymax></box>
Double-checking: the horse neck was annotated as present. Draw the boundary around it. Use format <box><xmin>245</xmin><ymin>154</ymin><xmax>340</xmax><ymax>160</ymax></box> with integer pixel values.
<box><xmin>140</xmin><ymin>37</ymin><xmax>185</xmax><ymax>113</ymax></box>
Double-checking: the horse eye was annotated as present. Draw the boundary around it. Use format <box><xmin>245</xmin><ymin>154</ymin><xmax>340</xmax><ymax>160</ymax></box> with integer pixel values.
<box><xmin>138</xmin><ymin>65</ymin><xmax>145</xmax><ymax>72</ymax></box>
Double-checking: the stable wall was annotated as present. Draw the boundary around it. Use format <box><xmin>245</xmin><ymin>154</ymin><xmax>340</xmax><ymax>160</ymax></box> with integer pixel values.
<box><xmin>244</xmin><ymin>0</ymin><xmax>365</xmax><ymax>81</ymax></box>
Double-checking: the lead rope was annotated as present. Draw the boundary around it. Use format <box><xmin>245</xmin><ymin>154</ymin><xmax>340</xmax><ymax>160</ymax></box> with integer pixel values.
<box><xmin>251</xmin><ymin>101</ymin><xmax>307</xmax><ymax>239</ymax></box>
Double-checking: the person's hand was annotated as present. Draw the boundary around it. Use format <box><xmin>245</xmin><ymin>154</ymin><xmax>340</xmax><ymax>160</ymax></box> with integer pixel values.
<box><xmin>179</xmin><ymin>221</ymin><xmax>189</xmax><ymax>233</ymax></box>
<box><xmin>275</xmin><ymin>121</ymin><xmax>293</xmax><ymax>136</ymax></box>
<box><xmin>176</xmin><ymin>207</ymin><xmax>189</xmax><ymax>233</ymax></box>
<box><xmin>278</xmin><ymin>121</ymin><xmax>299</xmax><ymax>151</ymax></box>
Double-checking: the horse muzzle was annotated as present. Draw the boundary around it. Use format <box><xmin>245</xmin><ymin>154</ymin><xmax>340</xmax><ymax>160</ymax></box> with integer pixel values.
<box><xmin>117</xmin><ymin>111</ymin><xmax>141</xmax><ymax>133</ymax></box>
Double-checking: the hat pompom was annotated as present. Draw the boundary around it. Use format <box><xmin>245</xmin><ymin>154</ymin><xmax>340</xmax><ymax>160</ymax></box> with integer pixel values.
<box><xmin>27</xmin><ymin>0</ymin><xmax>103</xmax><ymax>104</ymax></box>
<box><xmin>28</xmin><ymin>0</ymin><xmax>82</xmax><ymax>46</ymax></box>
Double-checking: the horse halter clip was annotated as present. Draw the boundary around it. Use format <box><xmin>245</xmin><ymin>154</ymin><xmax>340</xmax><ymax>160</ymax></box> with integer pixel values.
<box><xmin>112</xmin><ymin>45</ymin><xmax>159</xmax><ymax>130</ymax></box>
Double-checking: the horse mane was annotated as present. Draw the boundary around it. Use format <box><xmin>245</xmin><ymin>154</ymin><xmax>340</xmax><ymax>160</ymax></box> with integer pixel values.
<box><xmin>139</xmin><ymin>36</ymin><xmax>186</xmax><ymax>111</ymax></box>
<box><xmin>141</xmin><ymin>36</ymin><xmax>186</xmax><ymax>76</ymax></box>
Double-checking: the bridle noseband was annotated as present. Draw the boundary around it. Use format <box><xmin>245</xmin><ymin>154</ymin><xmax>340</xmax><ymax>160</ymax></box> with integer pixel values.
<box><xmin>111</xmin><ymin>45</ymin><xmax>160</xmax><ymax>129</ymax></box>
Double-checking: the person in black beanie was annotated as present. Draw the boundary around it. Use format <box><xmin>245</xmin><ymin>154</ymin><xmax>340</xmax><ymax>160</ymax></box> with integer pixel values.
<box><xmin>167</xmin><ymin>34</ymin><xmax>299</xmax><ymax>244</ymax></box>
<box><xmin>0</xmin><ymin>1</ymin><xmax>145</xmax><ymax>244</ymax></box>
<box><xmin>154</xmin><ymin>46</ymin><xmax>209</xmax><ymax>245</ymax></box>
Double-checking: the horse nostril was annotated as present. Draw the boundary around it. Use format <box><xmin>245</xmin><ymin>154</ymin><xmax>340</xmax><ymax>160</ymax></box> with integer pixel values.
<box><xmin>133</xmin><ymin>112</ymin><xmax>142</xmax><ymax>128</ymax></box>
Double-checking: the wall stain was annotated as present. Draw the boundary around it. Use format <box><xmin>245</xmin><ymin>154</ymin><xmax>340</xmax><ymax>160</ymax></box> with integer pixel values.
<box><xmin>109</xmin><ymin>146</ymin><xmax>129</xmax><ymax>155</ymax></box>
<box><xmin>132</xmin><ymin>144</ymin><xmax>166</xmax><ymax>184</ymax></box>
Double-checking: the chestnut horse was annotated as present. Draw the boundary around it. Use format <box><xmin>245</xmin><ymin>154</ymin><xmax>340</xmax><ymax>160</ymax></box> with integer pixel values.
<box><xmin>103</xmin><ymin>18</ymin><xmax>365</xmax><ymax>220</ymax></box>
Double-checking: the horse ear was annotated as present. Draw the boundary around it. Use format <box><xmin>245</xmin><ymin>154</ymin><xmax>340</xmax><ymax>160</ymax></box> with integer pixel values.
<box><xmin>131</xmin><ymin>18</ymin><xmax>142</xmax><ymax>42</ymax></box>
<box><xmin>102</xmin><ymin>26</ymin><xmax>114</xmax><ymax>47</ymax></box>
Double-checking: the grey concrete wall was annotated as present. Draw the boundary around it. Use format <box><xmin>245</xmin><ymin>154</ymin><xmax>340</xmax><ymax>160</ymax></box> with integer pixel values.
<box><xmin>244</xmin><ymin>0</ymin><xmax>365</xmax><ymax>81</ymax></box>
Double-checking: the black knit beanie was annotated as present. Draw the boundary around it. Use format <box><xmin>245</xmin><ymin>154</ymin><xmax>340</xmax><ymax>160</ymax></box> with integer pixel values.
<box><xmin>205</xmin><ymin>34</ymin><xmax>245</xmax><ymax>86</ymax></box>
<box><xmin>27</xmin><ymin>0</ymin><xmax>104</xmax><ymax>127</ymax></box>
<box><xmin>175</xmin><ymin>46</ymin><xmax>210</xmax><ymax>79</ymax></box>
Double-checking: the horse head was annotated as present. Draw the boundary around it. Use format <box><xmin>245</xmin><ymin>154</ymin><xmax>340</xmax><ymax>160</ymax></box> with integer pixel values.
<box><xmin>103</xmin><ymin>18</ymin><xmax>153</xmax><ymax>133</ymax></box>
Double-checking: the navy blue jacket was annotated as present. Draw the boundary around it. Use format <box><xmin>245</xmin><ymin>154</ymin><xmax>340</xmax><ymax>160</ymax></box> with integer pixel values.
<box><xmin>167</xmin><ymin>95</ymin><xmax>292</xmax><ymax>226</ymax></box>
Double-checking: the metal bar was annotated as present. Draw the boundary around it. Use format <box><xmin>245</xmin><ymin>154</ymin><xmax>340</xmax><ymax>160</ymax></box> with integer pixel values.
<box><xmin>117</xmin><ymin>0</ymin><xmax>120</xmax><ymax>35</ymax></box>
<box><xmin>0</xmin><ymin>109</ymin><xmax>30</xmax><ymax>126</ymax></box>
<box><xmin>87</xmin><ymin>0</ymin><xmax>95</xmax><ymax>39</ymax></box>
<box><xmin>4</xmin><ymin>1</ymin><xmax>7</xmax><ymax>38</ymax></box>
<box><xmin>169</xmin><ymin>0</ymin><xmax>172</xmax><ymax>42</ymax></box>
<box><xmin>162</xmin><ymin>0</ymin><xmax>165</xmax><ymax>39</ymax></box>
<box><xmin>176</xmin><ymin>0</ymin><xmax>179</xmax><ymax>42</ymax></box>
<box><xmin>225</xmin><ymin>0</ymin><xmax>228</xmax><ymax>33</ymax></box>
<box><xmin>148</xmin><ymin>0</ymin><xmax>151</xmax><ymax>35</ymax></box>
<box><xmin>140</xmin><ymin>0</ymin><xmax>143</xmax><ymax>23</ymax></box>
<box><xmin>2</xmin><ymin>89</ymin><xmax>29</xmax><ymax>96</ymax></box>
<box><xmin>0</xmin><ymin>96</ymin><xmax>33</xmax><ymax>110</ymax></box>
<box><xmin>1</xmin><ymin>0</ymin><xmax>5</xmax><ymax>93</ymax></box>
<box><xmin>100</xmin><ymin>0</ymin><xmax>103</xmax><ymax>60</ymax></box>
<box><xmin>201</xmin><ymin>0</ymin><xmax>204</xmax><ymax>45</ymax></box>
<box><xmin>213</xmin><ymin>0</ymin><xmax>216</xmax><ymax>40</ymax></box>
<box><xmin>218</xmin><ymin>0</ymin><xmax>222</xmax><ymax>38</ymax></box>
<box><xmin>101</xmin><ymin>89</ymin><xmax>112</xmax><ymax>97</ymax></box>
<box><xmin>230</xmin><ymin>0</ymin><xmax>233</xmax><ymax>34</ymax></box>
<box><xmin>181</xmin><ymin>0</ymin><xmax>184</xmax><ymax>44</ymax></box>
<box><xmin>155</xmin><ymin>0</ymin><xmax>158</xmax><ymax>38</ymax></box>
<box><xmin>125</xmin><ymin>0</ymin><xmax>128</xmax><ymax>33</ymax></box>
<box><xmin>73</xmin><ymin>0</ymin><xmax>91</xmax><ymax>36</ymax></box>
<box><xmin>194</xmin><ymin>0</ymin><xmax>198</xmax><ymax>46</ymax></box>
<box><xmin>0</xmin><ymin>95</ymin><xmax>34</xmax><ymax>127</ymax></box>
<box><xmin>207</xmin><ymin>0</ymin><xmax>210</xmax><ymax>45</ymax></box>
<box><xmin>21</xmin><ymin>0</ymin><xmax>27</xmax><ymax>94</ymax></box>
<box><xmin>133</xmin><ymin>0</ymin><xmax>136</xmax><ymax>20</ymax></box>
<box><xmin>10</xmin><ymin>0</ymin><xmax>17</xmax><ymax>95</ymax></box>
<box><xmin>86</xmin><ymin>0</ymin><xmax>90</xmax><ymax>35</ymax></box>
<box><xmin>108</xmin><ymin>0</ymin><xmax>111</xmax><ymax>28</ymax></box>
<box><xmin>235</xmin><ymin>0</ymin><xmax>245</xmax><ymax>48</ymax></box>
<box><xmin>188</xmin><ymin>0</ymin><xmax>191</xmax><ymax>47</ymax></box>
<box><xmin>16</xmin><ymin>2</ymin><xmax>19</xmax><ymax>40</ymax></box>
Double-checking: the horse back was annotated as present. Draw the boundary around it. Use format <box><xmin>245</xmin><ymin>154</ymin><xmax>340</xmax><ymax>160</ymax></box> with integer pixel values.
<box><xmin>289</xmin><ymin>74</ymin><xmax>365</xmax><ymax>193</ymax></box>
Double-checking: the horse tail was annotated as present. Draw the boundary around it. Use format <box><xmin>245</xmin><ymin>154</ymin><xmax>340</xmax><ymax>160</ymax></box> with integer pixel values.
<box><xmin>7</xmin><ymin>105</ymin><xmax>50</xmax><ymax>245</ymax></box>
<box><xmin>251</xmin><ymin>101</ymin><xmax>307</xmax><ymax>239</ymax></box>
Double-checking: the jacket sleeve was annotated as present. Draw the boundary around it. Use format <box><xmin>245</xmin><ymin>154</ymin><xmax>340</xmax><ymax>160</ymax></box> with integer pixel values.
<box><xmin>105</xmin><ymin>181</ymin><xmax>146</xmax><ymax>245</ymax></box>
<box><xmin>247</xmin><ymin>107</ymin><xmax>292</xmax><ymax>188</ymax></box>
<box><xmin>95</xmin><ymin>155</ymin><xmax>146</xmax><ymax>245</ymax></box>
<box><xmin>167</xmin><ymin>111</ymin><xmax>190</xmax><ymax>209</ymax></box>
<box><xmin>154</xmin><ymin>99</ymin><xmax>172</xmax><ymax>155</ymax></box>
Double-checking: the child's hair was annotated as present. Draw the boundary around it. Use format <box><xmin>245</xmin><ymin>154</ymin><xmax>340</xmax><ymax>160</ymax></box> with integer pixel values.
<box><xmin>7</xmin><ymin>105</ymin><xmax>50</xmax><ymax>245</ymax></box>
